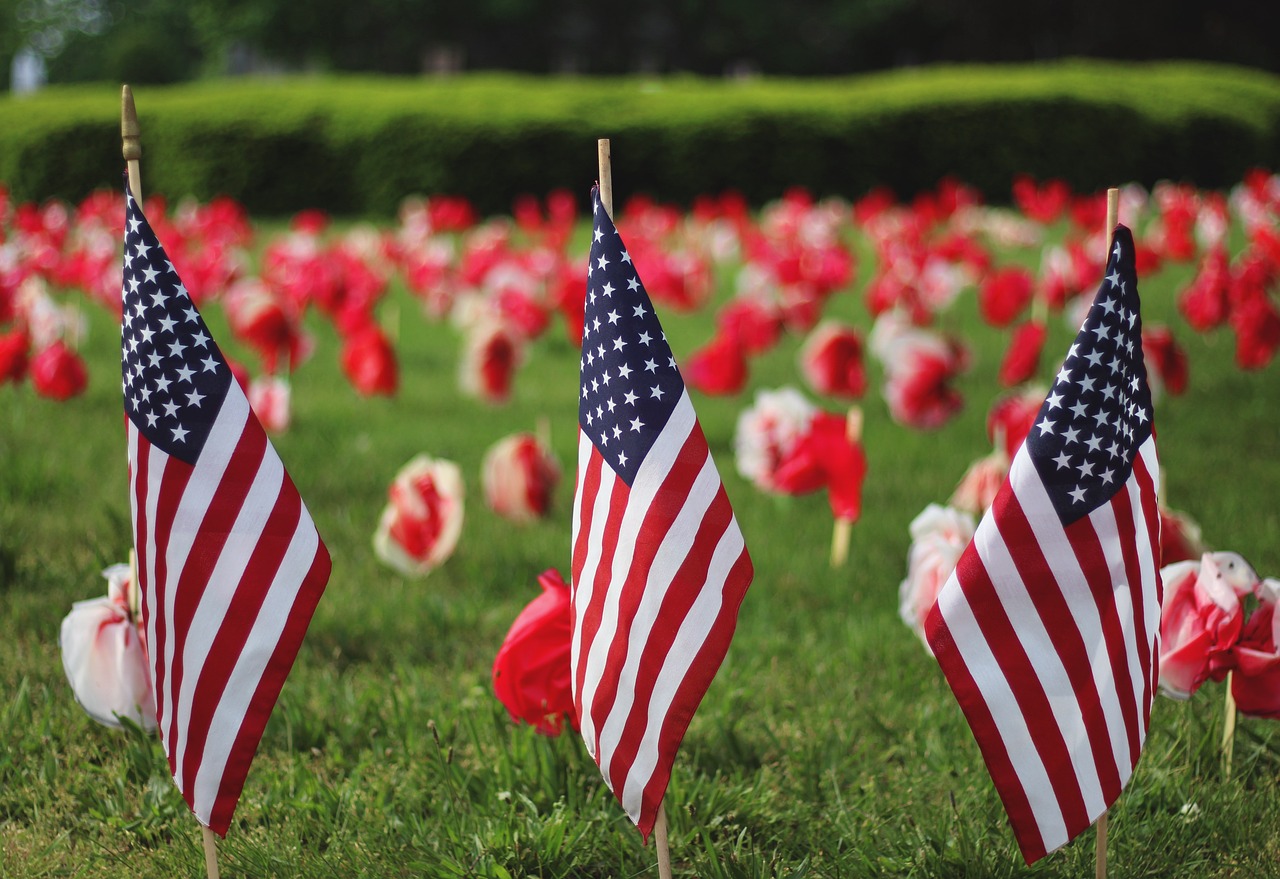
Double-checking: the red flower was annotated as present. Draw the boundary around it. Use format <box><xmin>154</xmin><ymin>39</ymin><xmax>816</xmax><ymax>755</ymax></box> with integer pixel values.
<box><xmin>0</xmin><ymin>329</ymin><xmax>30</xmax><ymax>384</ymax></box>
<box><xmin>978</xmin><ymin>266</ymin><xmax>1035</xmax><ymax>328</ymax></box>
<box><xmin>773</xmin><ymin>411</ymin><xmax>868</xmax><ymax>521</ymax></box>
<box><xmin>481</xmin><ymin>433</ymin><xmax>561</xmax><ymax>522</ymax></box>
<box><xmin>684</xmin><ymin>333</ymin><xmax>748</xmax><ymax>396</ymax></box>
<box><xmin>997</xmin><ymin>320</ymin><xmax>1047</xmax><ymax>387</ymax></box>
<box><xmin>1158</xmin><ymin>552</ymin><xmax>1259</xmax><ymax>699</ymax></box>
<box><xmin>248</xmin><ymin>375</ymin><xmax>292</xmax><ymax>434</ymax></box>
<box><xmin>340</xmin><ymin>325</ymin><xmax>398</xmax><ymax>396</ymax></box>
<box><xmin>461</xmin><ymin>320</ymin><xmax>522</xmax><ymax>404</ymax></box>
<box><xmin>1142</xmin><ymin>326</ymin><xmax>1188</xmax><ymax>396</ymax></box>
<box><xmin>30</xmin><ymin>340</ymin><xmax>87</xmax><ymax>401</ymax></box>
<box><xmin>373</xmin><ymin>454</ymin><xmax>465</xmax><ymax>577</ymax></box>
<box><xmin>492</xmin><ymin>569</ymin><xmax>577</xmax><ymax>735</ymax></box>
<box><xmin>1178</xmin><ymin>247</ymin><xmax>1232</xmax><ymax>331</ymax></box>
<box><xmin>1230</xmin><ymin>296</ymin><xmax>1280</xmax><ymax>370</ymax></box>
<box><xmin>1231</xmin><ymin>588</ymin><xmax>1280</xmax><ymax>718</ymax></box>
<box><xmin>1159</xmin><ymin>507</ymin><xmax>1206</xmax><ymax>568</ymax></box>
<box><xmin>1012</xmin><ymin>175</ymin><xmax>1071</xmax><ymax>224</ymax></box>
<box><xmin>987</xmin><ymin>386</ymin><xmax>1045</xmax><ymax>459</ymax></box>
<box><xmin>799</xmin><ymin>321</ymin><xmax>867</xmax><ymax>399</ymax></box>
<box><xmin>717</xmin><ymin>298</ymin><xmax>781</xmax><ymax>354</ymax></box>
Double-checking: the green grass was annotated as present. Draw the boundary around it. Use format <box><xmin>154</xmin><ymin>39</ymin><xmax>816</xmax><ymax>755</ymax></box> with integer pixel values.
<box><xmin>2</xmin><ymin>211</ymin><xmax>1280</xmax><ymax>878</ymax></box>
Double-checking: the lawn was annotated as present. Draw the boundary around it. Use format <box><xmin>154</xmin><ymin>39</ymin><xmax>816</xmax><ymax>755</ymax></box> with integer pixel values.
<box><xmin>2</xmin><ymin>184</ymin><xmax>1279</xmax><ymax>878</ymax></box>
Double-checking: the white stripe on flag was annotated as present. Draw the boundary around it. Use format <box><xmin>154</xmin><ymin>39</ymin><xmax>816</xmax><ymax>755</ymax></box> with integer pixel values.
<box><xmin>619</xmin><ymin>515</ymin><xmax>745</xmax><ymax>820</ymax></box>
<box><xmin>576</xmin><ymin>395</ymin><xmax>697</xmax><ymax>759</ymax></box>
<box><xmin>935</xmin><ymin>577</ymin><xmax>1069</xmax><ymax>850</ymax></box>
<box><xmin>157</xmin><ymin>390</ymin><xmax>250</xmax><ymax>763</ymax></box>
<box><xmin>173</xmin><ymin>424</ymin><xmax>284</xmax><ymax>791</ymax></box>
<box><xmin>593</xmin><ymin>449</ymin><xmax>720</xmax><ymax>791</ymax></box>
<box><xmin>191</xmin><ymin>517</ymin><xmax>320</xmax><ymax>823</ymax></box>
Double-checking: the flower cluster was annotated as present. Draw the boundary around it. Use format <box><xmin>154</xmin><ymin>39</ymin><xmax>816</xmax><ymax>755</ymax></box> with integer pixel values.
<box><xmin>733</xmin><ymin>387</ymin><xmax>867</xmax><ymax>522</ymax></box>
<box><xmin>1158</xmin><ymin>553</ymin><xmax>1280</xmax><ymax>717</ymax></box>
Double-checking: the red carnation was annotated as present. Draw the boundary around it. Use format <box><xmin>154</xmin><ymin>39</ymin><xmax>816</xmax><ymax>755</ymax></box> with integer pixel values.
<box><xmin>1230</xmin><ymin>296</ymin><xmax>1280</xmax><ymax>370</ymax></box>
<box><xmin>1142</xmin><ymin>326</ymin><xmax>1189</xmax><ymax>396</ymax></box>
<box><xmin>0</xmin><ymin>328</ymin><xmax>30</xmax><ymax>384</ymax></box>
<box><xmin>685</xmin><ymin>333</ymin><xmax>748</xmax><ymax>396</ymax></box>
<box><xmin>341</xmin><ymin>325</ymin><xmax>399</xmax><ymax>396</ymax></box>
<box><xmin>492</xmin><ymin>569</ymin><xmax>577</xmax><ymax>735</ymax></box>
<box><xmin>799</xmin><ymin>321</ymin><xmax>867</xmax><ymax>399</ymax></box>
<box><xmin>30</xmin><ymin>340</ymin><xmax>87</xmax><ymax>401</ymax></box>
<box><xmin>978</xmin><ymin>266</ymin><xmax>1035</xmax><ymax>328</ymax></box>
<box><xmin>997</xmin><ymin>320</ymin><xmax>1047</xmax><ymax>387</ymax></box>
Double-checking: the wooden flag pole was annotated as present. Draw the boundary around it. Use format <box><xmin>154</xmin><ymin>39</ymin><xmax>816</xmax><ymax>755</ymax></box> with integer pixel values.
<box><xmin>202</xmin><ymin>827</ymin><xmax>222</xmax><ymax>879</ymax></box>
<box><xmin>598</xmin><ymin>136</ymin><xmax>676</xmax><ymax>879</ymax></box>
<box><xmin>829</xmin><ymin>406</ymin><xmax>864</xmax><ymax>568</ymax></box>
<box><xmin>1092</xmin><ymin>186</ymin><xmax>1120</xmax><ymax>879</ymax></box>
<box><xmin>1094</xmin><ymin>811</ymin><xmax>1108</xmax><ymax>879</ymax></box>
<box><xmin>121</xmin><ymin>85</ymin><xmax>142</xmax><ymax>203</ymax></box>
<box><xmin>122</xmin><ymin>83</ymin><xmax>221</xmax><ymax>879</ymax></box>
<box><xmin>1222</xmin><ymin>672</ymin><xmax>1238</xmax><ymax>777</ymax></box>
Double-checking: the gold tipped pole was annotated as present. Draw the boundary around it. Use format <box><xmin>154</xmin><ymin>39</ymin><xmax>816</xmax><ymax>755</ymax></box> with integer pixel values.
<box><xmin>121</xmin><ymin>85</ymin><xmax>142</xmax><ymax>202</ymax></box>
<box><xmin>597</xmin><ymin>138</ymin><xmax>614</xmax><ymax>219</ymax></box>
<box><xmin>598</xmin><ymin>136</ymin><xmax>675</xmax><ymax>879</ymax></box>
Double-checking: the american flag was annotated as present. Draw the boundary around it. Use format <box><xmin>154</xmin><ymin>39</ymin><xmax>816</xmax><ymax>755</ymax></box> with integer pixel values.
<box><xmin>121</xmin><ymin>186</ymin><xmax>331</xmax><ymax>836</ymax></box>
<box><xmin>571</xmin><ymin>187</ymin><xmax>753</xmax><ymax>839</ymax></box>
<box><xmin>926</xmin><ymin>225</ymin><xmax>1162</xmax><ymax>864</ymax></box>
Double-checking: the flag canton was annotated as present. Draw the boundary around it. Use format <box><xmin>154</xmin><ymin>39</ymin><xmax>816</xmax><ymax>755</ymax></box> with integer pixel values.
<box><xmin>1026</xmin><ymin>226</ymin><xmax>1153</xmax><ymax>524</ymax></box>
<box><xmin>121</xmin><ymin>189</ymin><xmax>232</xmax><ymax>464</ymax></box>
<box><xmin>579</xmin><ymin>189</ymin><xmax>682</xmax><ymax>486</ymax></box>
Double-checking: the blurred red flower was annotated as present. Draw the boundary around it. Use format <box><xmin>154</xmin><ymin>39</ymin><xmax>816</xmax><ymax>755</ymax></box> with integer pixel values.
<box><xmin>30</xmin><ymin>340</ymin><xmax>87</xmax><ymax>400</ymax></box>
<box><xmin>340</xmin><ymin>325</ymin><xmax>398</xmax><ymax>396</ymax></box>
<box><xmin>685</xmin><ymin>333</ymin><xmax>749</xmax><ymax>396</ymax></box>
<box><xmin>997</xmin><ymin>320</ymin><xmax>1047</xmax><ymax>387</ymax></box>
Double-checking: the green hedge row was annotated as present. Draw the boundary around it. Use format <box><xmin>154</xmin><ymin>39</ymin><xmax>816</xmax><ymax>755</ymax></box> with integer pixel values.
<box><xmin>1</xmin><ymin>61</ymin><xmax>1278</xmax><ymax>217</ymax></box>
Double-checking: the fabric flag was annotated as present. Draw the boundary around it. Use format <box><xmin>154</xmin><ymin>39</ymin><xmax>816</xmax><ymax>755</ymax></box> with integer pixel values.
<box><xmin>121</xmin><ymin>185</ymin><xmax>331</xmax><ymax>836</ymax></box>
<box><xmin>926</xmin><ymin>225</ymin><xmax>1161</xmax><ymax>864</ymax></box>
<box><xmin>572</xmin><ymin>187</ymin><xmax>753</xmax><ymax>839</ymax></box>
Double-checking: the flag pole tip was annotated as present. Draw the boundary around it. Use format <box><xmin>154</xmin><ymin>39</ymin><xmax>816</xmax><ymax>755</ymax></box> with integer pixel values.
<box><xmin>121</xmin><ymin>85</ymin><xmax>141</xmax><ymax>161</ymax></box>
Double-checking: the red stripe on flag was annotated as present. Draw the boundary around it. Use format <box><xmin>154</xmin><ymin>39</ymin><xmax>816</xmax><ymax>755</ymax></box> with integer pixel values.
<box><xmin>1130</xmin><ymin>451</ymin><xmax>1162</xmax><ymax>727</ymax></box>
<box><xmin>573</xmin><ymin>472</ymin><xmax>628</xmax><ymax>727</ymax></box>
<box><xmin>927</xmin><ymin>608</ymin><xmax>1047</xmax><ymax>863</ymax></box>
<box><xmin>992</xmin><ymin>490</ymin><xmax>1124</xmax><ymax>803</ymax></box>
<box><xmin>207</xmin><ymin>546</ymin><xmax>330</xmax><ymax>834</ymax></box>
<box><xmin>163</xmin><ymin>424</ymin><xmax>267</xmax><ymax>762</ymax></box>
<box><xmin>951</xmin><ymin>545</ymin><xmax>1092</xmax><ymax>836</ymax></box>
<box><xmin>583</xmin><ymin>431</ymin><xmax>708</xmax><ymax>762</ymax></box>
<box><xmin>178</xmin><ymin>474</ymin><xmax>303</xmax><ymax>793</ymax></box>
<box><xmin>608</xmin><ymin>486</ymin><xmax>745</xmax><ymax>833</ymax></box>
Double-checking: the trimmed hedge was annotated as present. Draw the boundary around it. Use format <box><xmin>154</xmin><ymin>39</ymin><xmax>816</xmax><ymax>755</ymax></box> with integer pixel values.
<box><xmin>1</xmin><ymin>61</ymin><xmax>1278</xmax><ymax>216</ymax></box>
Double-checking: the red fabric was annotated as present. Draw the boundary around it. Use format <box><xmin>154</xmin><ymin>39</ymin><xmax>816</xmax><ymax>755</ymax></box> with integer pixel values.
<box><xmin>492</xmin><ymin>569</ymin><xmax>578</xmax><ymax>735</ymax></box>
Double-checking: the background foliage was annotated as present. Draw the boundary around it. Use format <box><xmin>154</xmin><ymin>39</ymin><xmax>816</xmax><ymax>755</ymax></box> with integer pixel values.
<box><xmin>2</xmin><ymin>0</ymin><xmax>1278</xmax><ymax>87</ymax></box>
<box><xmin>1</xmin><ymin>62</ymin><xmax>1278</xmax><ymax>217</ymax></box>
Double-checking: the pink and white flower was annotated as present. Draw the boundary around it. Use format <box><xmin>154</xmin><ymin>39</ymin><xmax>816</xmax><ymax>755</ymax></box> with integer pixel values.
<box><xmin>59</xmin><ymin>564</ymin><xmax>156</xmax><ymax>731</ymax></box>
<box><xmin>798</xmin><ymin>320</ymin><xmax>867</xmax><ymax>399</ymax></box>
<box><xmin>373</xmin><ymin>454</ymin><xmax>465</xmax><ymax>577</ymax></box>
<box><xmin>899</xmin><ymin>504</ymin><xmax>976</xmax><ymax>651</ymax></box>
<box><xmin>1158</xmin><ymin>551</ymin><xmax>1260</xmax><ymax>699</ymax></box>
<box><xmin>481</xmin><ymin>432</ymin><xmax>561</xmax><ymax>522</ymax></box>
<box><xmin>248</xmin><ymin>374</ymin><xmax>292</xmax><ymax>434</ymax></box>
<box><xmin>733</xmin><ymin>387</ymin><xmax>817</xmax><ymax>493</ymax></box>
